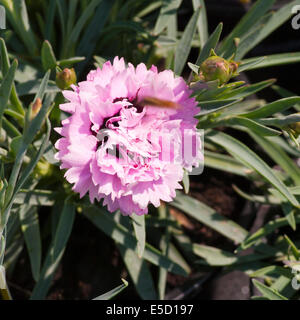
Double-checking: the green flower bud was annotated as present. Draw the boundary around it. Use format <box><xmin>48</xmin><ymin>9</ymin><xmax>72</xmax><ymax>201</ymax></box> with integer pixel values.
<box><xmin>286</xmin><ymin>112</ymin><xmax>300</xmax><ymax>137</ymax></box>
<box><xmin>199</xmin><ymin>49</ymin><xmax>240</xmax><ymax>85</ymax></box>
<box><xmin>33</xmin><ymin>160</ymin><xmax>53</xmax><ymax>179</ymax></box>
<box><xmin>56</xmin><ymin>68</ymin><xmax>77</xmax><ymax>90</ymax></box>
<box><xmin>289</xmin><ymin>122</ymin><xmax>300</xmax><ymax>136</ymax></box>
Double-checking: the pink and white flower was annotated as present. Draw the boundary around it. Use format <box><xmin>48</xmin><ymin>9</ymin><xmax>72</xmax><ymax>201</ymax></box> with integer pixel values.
<box><xmin>55</xmin><ymin>57</ymin><xmax>202</xmax><ymax>215</ymax></box>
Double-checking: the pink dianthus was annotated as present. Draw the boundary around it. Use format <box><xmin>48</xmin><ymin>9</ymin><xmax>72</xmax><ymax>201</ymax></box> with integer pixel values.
<box><xmin>55</xmin><ymin>57</ymin><xmax>202</xmax><ymax>215</ymax></box>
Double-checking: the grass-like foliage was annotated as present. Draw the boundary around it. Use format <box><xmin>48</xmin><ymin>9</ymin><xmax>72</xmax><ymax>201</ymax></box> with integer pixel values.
<box><xmin>0</xmin><ymin>0</ymin><xmax>300</xmax><ymax>300</ymax></box>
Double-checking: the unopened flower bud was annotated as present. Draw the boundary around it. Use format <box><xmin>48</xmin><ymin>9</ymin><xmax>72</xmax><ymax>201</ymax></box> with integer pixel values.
<box><xmin>289</xmin><ymin>119</ymin><xmax>300</xmax><ymax>136</ymax></box>
<box><xmin>0</xmin><ymin>179</ymin><xmax>3</xmax><ymax>192</ymax></box>
<box><xmin>30</xmin><ymin>98</ymin><xmax>42</xmax><ymax>120</ymax></box>
<box><xmin>56</xmin><ymin>68</ymin><xmax>77</xmax><ymax>90</ymax></box>
<box><xmin>33</xmin><ymin>160</ymin><xmax>53</xmax><ymax>178</ymax></box>
<box><xmin>199</xmin><ymin>49</ymin><xmax>239</xmax><ymax>85</ymax></box>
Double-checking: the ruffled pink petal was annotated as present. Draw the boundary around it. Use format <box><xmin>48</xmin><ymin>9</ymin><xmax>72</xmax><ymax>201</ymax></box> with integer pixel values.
<box><xmin>55</xmin><ymin>56</ymin><xmax>202</xmax><ymax>216</ymax></box>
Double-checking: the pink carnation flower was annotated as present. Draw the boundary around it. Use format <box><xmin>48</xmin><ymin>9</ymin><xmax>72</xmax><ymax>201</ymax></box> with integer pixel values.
<box><xmin>55</xmin><ymin>57</ymin><xmax>202</xmax><ymax>215</ymax></box>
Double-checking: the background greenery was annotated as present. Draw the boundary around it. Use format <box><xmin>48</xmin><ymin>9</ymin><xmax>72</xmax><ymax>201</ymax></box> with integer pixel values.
<box><xmin>0</xmin><ymin>0</ymin><xmax>300</xmax><ymax>300</ymax></box>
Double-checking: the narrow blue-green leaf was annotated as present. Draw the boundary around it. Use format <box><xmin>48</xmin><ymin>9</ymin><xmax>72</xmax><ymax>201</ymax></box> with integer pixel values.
<box><xmin>4</xmin><ymin>109</ymin><xmax>24</xmax><ymax>122</ymax></box>
<box><xmin>0</xmin><ymin>38</ymin><xmax>24</xmax><ymax>115</ymax></box>
<box><xmin>0</xmin><ymin>0</ymin><xmax>38</xmax><ymax>56</ymax></box>
<box><xmin>284</xmin><ymin>235</ymin><xmax>300</xmax><ymax>260</ymax></box>
<box><xmin>195</xmin><ymin>99</ymin><xmax>239</xmax><ymax>116</ymax></box>
<box><xmin>30</xmin><ymin>201</ymin><xmax>76</xmax><ymax>300</ymax></box>
<box><xmin>282</xmin><ymin>203</ymin><xmax>296</xmax><ymax>231</ymax></box>
<box><xmin>19</xmin><ymin>206</ymin><xmax>41</xmax><ymax>282</ymax></box>
<box><xmin>44</xmin><ymin>0</ymin><xmax>56</xmax><ymax>40</ymax></box>
<box><xmin>241</xmin><ymin>97</ymin><xmax>300</xmax><ymax>119</ymax></box>
<box><xmin>271</xmin><ymin>85</ymin><xmax>295</xmax><ymax>98</ymax></box>
<box><xmin>193</xmin><ymin>244</ymin><xmax>270</xmax><ymax>266</ymax></box>
<box><xmin>250</xmin><ymin>266</ymin><xmax>293</xmax><ymax>279</ymax></box>
<box><xmin>272</xmin><ymin>86</ymin><xmax>300</xmax><ymax>112</ymax></box>
<box><xmin>0</xmin><ymin>59</ymin><xmax>18</xmax><ymax>128</ymax></box>
<box><xmin>249</xmin><ymin>132</ymin><xmax>300</xmax><ymax>185</ymax></box>
<box><xmin>84</xmin><ymin>207</ymin><xmax>187</xmax><ymax>276</ymax></box>
<box><xmin>258</xmin><ymin>114</ymin><xmax>300</xmax><ymax>129</ymax></box>
<box><xmin>6</xmin><ymin>118</ymin><xmax>51</xmax><ymax>213</ymax></box>
<box><xmin>23</xmin><ymin>73</ymin><xmax>51</xmax><ymax>145</ymax></box>
<box><xmin>41</xmin><ymin>40</ymin><xmax>57</xmax><ymax>71</ymax></box>
<box><xmin>14</xmin><ymin>189</ymin><xmax>55</xmax><ymax>206</ymax></box>
<box><xmin>1</xmin><ymin>73</ymin><xmax>51</xmax><ymax>220</ymax></box>
<box><xmin>172</xmin><ymin>192</ymin><xmax>248</xmax><ymax>244</ymax></box>
<box><xmin>66</xmin><ymin>0</ymin><xmax>79</xmax><ymax>37</ymax></box>
<box><xmin>52</xmin><ymin>201</ymin><xmax>75</xmax><ymax>259</ymax></box>
<box><xmin>77</xmin><ymin>0</ymin><xmax>113</xmax><ymax>72</ymax></box>
<box><xmin>32</xmin><ymin>71</ymin><xmax>51</xmax><ymax>103</ymax></box>
<box><xmin>131</xmin><ymin>214</ymin><xmax>145</xmax><ymax>258</ymax></box>
<box><xmin>228</xmin><ymin>116</ymin><xmax>281</xmax><ymax>136</ymax></box>
<box><xmin>238</xmin><ymin>56</ymin><xmax>266</xmax><ymax>73</ymax></box>
<box><xmin>55</xmin><ymin>0</ymin><xmax>67</xmax><ymax>50</ymax></box>
<box><xmin>174</xmin><ymin>7</ymin><xmax>200</xmax><ymax>75</ymax></box>
<box><xmin>1</xmin><ymin>117</ymin><xmax>21</xmax><ymax>139</ymax></box>
<box><xmin>220</xmin><ymin>79</ymin><xmax>276</xmax><ymax>100</ymax></box>
<box><xmin>192</xmin><ymin>0</ymin><xmax>208</xmax><ymax>49</ymax></box>
<box><xmin>117</xmin><ymin>245</ymin><xmax>157</xmax><ymax>300</ymax></box>
<box><xmin>3</xmin><ymin>115</ymin><xmax>50</xmax><ymax>219</ymax></box>
<box><xmin>3</xmin><ymin>230</ymin><xmax>24</xmax><ymax>274</ymax></box>
<box><xmin>168</xmin><ymin>242</ymin><xmax>191</xmax><ymax>275</ymax></box>
<box><xmin>238</xmin><ymin>216</ymin><xmax>300</xmax><ymax>251</ymax></box>
<box><xmin>136</xmin><ymin>2</ymin><xmax>163</xmax><ymax>19</ymax></box>
<box><xmin>154</xmin><ymin>0</ymin><xmax>183</xmax><ymax>35</ymax></box>
<box><xmin>235</xmin><ymin>1</ymin><xmax>300</xmax><ymax>60</ymax></box>
<box><xmin>270</xmin><ymin>275</ymin><xmax>296</xmax><ymax>299</ymax></box>
<box><xmin>57</xmin><ymin>57</ymin><xmax>85</xmax><ymax>68</ymax></box>
<box><xmin>93</xmin><ymin>279</ymin><xmax>128</xmax><ymax>300</ymax></box>
<box><xmin>241</xmin><ymin>52</ymin><xmax>300</xmax><ymax>71</ymax></box>
<box><xmin>195</xmin><ymin>81</ymin><xmax>245</xmax><ymax>102</ymax></box>
<box><xmin>219</xmin><ymin>0</ymin><xmax>275</xmax><ymax>58</ymax></box>
<box><xmin>204</xmin><ymin>151</ymin><xmax>250</xmax><ymax>177</ymax></box>
<box><xmin>252</xmin><ymin>279</ymin><xmax>288</xmax><ymax>300</ymax></box>
<box><xmin>207</xmin><ymin>131</ymin><xmax>299</xmax><ymax>208</ymax></box>
<box><xmin>64</xmin><ymin>0</ymin><xmax>102</xmax><ymax>56</ymax></box>
<box><xmin>195</xmin><ymin>22</ymin><xmax>223</xmax><ymax>66</ymax></box>
<box><xmin>16</xmin><ymin>80</ymin><xmax>59</xmax><ymax>96</ymax></box>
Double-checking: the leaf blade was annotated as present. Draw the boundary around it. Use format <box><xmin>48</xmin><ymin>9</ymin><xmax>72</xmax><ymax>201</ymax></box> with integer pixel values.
<box><xmin>172</xmin><ymin>192</ymin><xmax>248</xmax><ymax>244</ymax></box>
<box><xmin>252</xmin><ymin>279</ymin><xmax>288</xmax><ymax>300</ymax></box>
<box><xmin>93</xmin><ymin>279</ymin><xmax>128</xmax><ymax>300</ymax></box>
<box><xmin>19</xmin><ymin>206</ymin><xmax>42</xmax><ymax>282</ymax></box>
<box><xmin>30</xmin><ymin>201</ymin><xmax>76</xmax><ymax>299</ymax></box>
<box><xmin>131</xmin><ymin>214</ymin><xmax>145</xmax><ymax>258</ymax></box>
<box><xmin>174</xmin><ymin>7</ymin><xmax>200</xmax><ymax>75</ymax></box>
<box><xmin>207</xmin><ymin>131</ymin><xmax>299</xmax><ymax>208</ymax></box>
